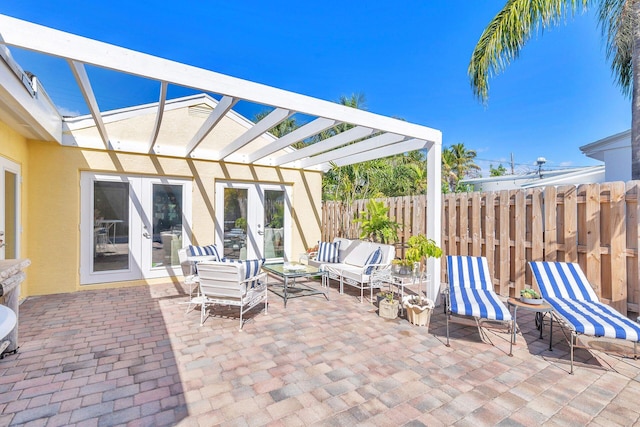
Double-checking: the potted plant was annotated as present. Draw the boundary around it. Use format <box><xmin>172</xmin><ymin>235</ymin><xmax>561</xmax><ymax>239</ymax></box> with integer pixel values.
<box><xmin>402</xmin><ymin>295</ymin><xmax>435</xmax><ymax>328</ymax></box>
<box><xmin>375</xmin><ymin>290</ymin><xmax>394</xmax><ymax>306</ymax></box>
<box><xmin>404</xmin><ymin>234</ymin><xmax>443</xmax><ymax>274</ymax></box>
<box><xmin>379</xmin><ymin>291</ymin><xmax>399</xmax><ymax>319</ymax></box>
<box><xmin>392</xmin><ymin>258</ymin><xmax>413</xmax><ymax>275</ymax></box>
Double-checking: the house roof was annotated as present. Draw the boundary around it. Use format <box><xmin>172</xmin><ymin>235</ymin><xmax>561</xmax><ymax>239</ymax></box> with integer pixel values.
<box><xmin>461</xmin><ymin>165</ymin><xmax>605</xmax><ymax>189</ymax></box>
<box><xmin>0</xmin><ymin>14</ymin><xmax>441</xmax><ymax>171</ymax></box>
<box><xmin>579</xmin><ymin>129</ymin><xmax>630</xmax><ymax>162</ymax></box>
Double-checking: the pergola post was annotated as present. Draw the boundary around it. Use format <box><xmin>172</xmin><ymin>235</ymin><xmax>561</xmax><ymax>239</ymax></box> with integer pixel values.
<box><xmin>425</xmin><ymin>139</ymin><xmax>442</xmax><ymax>304</ymax></box>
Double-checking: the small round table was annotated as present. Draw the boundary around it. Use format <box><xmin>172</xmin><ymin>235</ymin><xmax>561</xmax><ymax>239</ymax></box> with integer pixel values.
<box><xmin>508</xmin><ymin>297</ymin><xmax>553</xmax><ymax>356</ymax></box>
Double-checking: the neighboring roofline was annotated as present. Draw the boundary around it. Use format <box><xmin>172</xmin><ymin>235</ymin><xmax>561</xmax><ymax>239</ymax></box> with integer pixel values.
<box><xmin>520</xmin><ymin>165</ymin><xmax>605</xmax><ymax>188</ymax></box>
<box><xmin>579</xmin><ymin>129</ymin><xmax>630</xmax><ymax>161</ymax></box>
<box><xmin>461</xmin><ymin>166</ymin><xmax>603</xmax><ymax>185</ymax></box>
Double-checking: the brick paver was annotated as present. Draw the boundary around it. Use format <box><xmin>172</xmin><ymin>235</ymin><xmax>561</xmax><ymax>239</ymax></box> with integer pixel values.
<box><xmin>0</xmin><ymin>280</ymin><xmax>639</xmax><ymax>425</ymax></box>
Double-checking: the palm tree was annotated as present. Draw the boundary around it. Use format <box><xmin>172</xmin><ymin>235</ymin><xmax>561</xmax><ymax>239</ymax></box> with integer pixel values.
<box><xmin>446</xmin><ymin>143</ymin><xmax>481</xmax><ymax>191</ymax></box>
<box><xmin>469</xmin><ymin>1</ymin><xmax>640</xmax><ymax>178</ymax></box>
<box><xmin>441</xmin><ymin>148</ymin><xmax>458</xmax><ymax>193</ymax></box>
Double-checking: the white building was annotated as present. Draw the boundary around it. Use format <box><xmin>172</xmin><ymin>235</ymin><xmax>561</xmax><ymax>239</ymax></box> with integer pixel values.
<box><xmin>461</xmin><ymin>165</ymin><xmax>605</xmax><ymax>191</ymax></box>
<box><xmin>579</xmin><ymin>129</ymin><xmax>631</xmax><ymax>182</ymax></box>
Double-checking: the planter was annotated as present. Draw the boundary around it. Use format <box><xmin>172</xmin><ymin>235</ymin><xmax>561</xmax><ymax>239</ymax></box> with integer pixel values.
<box><xmin>403</xmin><ymin>296</ymin><xmax>434</xmax><ymax>328</ymax></box>
<box><xmin>379</xmin><ymin>299</ymin><xmax>399</xmax><ymax>319</ymax></box>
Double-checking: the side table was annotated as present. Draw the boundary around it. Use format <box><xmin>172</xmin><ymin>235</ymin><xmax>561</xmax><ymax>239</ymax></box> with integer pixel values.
<box><xmin>508</xmin><ymin>297</ymin><xmax>553</xmax><ymax>356</ymax></box>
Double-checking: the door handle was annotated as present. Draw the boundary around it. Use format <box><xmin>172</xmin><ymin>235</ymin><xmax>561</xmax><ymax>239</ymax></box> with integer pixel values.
<box><xmin>257</xmin><ymin>230</ymin><xmax>264</xmax><ymax>235</ymax></box>
<box><xmin>143</xmin><ymin>232</ymin><xmax>151</xmax><ymax>239</ymax></box>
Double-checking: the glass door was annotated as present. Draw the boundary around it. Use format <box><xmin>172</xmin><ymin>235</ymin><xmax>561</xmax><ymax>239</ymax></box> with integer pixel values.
<box><xmin>215</xmin><ymin>182</ymin><xmax>291</xmax><ymax>262</ymax></box>
<box><xmin>0</xmin><ymin>157</ymin><xmax>20</xmax><ymax>260</ymax></box>
<box><xmin>140</xmin><ymin>178</ymin><xmax>192</xmax><ymax>278</ymax></box>
<box><xmin>81</xmin><ymin>173</ymin><xmax>191</xmax><ymax>284</ymax></box>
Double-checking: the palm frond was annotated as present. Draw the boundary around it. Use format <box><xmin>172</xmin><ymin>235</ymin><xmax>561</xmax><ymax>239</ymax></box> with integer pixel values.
<box><xmin>598</xmin><ymin>0</ymin><xmax>634</xmax><ymax>97</ymax></box>
<box><xmin>469</xmin><ymin>0</ymin><xmax>590</xmax><ymax>103</ymax></box>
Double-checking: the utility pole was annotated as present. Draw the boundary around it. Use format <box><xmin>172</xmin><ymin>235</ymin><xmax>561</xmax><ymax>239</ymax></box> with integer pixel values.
<box><xmin>510</xmin><ymin>153</ymin><xmax>515</xmax><ymax>174</ymax></box>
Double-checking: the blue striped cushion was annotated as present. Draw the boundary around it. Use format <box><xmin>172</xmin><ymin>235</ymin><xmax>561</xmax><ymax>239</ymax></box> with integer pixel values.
<box><xmin>529</xmin><ymin>261</ymin><xmax>598</xmax><ymax>301</ymax></box>
<box><xmin>224</xmin><ymin>258</ymin><xmax>265</xmax><ymax>288</ymax></box>
<box><xmin>364</xmin><ymin>247</ymin><xmax>382</xmax><ymax>275</ymax></box>
<box><xmin>449</xmin><ymin>287</ymin><xmax>512</xmax><ymax>321</ymax></box>
<box><xmin>447</xmin><ymin>255</ymin><xmax>511</xmax><ymax>321</ymax></box>
<box><xmin>530</xmin><ymin>261</ymin><xmax>640</xmax><ymax>341</ymax></box>
<box><xmin>447</xmin><ymin>255</ymin><xmax>493</xmax><ymax>290</ymax></box>
<box><xmin>317</xmin><ymin>241</ymin><xmax>340</xmax><ymax>263</ymax></box>
<box><xmin>188</xmin><ymin>244</ymin><xmax>222</xmax><ymax>261</ymax></box>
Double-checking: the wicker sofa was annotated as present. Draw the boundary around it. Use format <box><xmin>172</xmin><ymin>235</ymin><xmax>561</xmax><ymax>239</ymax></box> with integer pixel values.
<box><xmin>304</xmin><ymin>238</ymin><xmax>395</xmax><ymax>302</ymax></box>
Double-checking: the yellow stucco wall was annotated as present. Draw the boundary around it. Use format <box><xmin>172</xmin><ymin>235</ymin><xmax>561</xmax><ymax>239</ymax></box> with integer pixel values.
<box><xmin>25</xmin><ymin>142</ymin><xmax>323</xmax><ymax>296</ymax></box>
<box><xmin>0</xmin><ymin>121</ymin><xmax>30</xmax><ymax>298</ymax></box>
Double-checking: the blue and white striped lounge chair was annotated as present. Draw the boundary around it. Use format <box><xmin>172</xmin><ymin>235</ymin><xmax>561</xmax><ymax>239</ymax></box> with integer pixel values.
<box><xmin>446</xmin><ymin>256</ymin><xmax>512</xmax><ymax>349</ymax></box>
<box><xmin>530</xmin><ymin>261</ymin><xmax>640</xmax><ymax>373</ymax></box>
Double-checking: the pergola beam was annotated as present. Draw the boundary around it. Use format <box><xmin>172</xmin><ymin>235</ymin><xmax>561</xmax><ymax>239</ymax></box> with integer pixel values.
<box><xmin>248</xmin><ymin>117</ymin><xmax>338</xmax><ymax>164</ymax></box>
<box><xmin>0</xmin><ymin>14</ymin><xmax>441</xmax><ymax>144</ymax></box>
<box><xmin>68</xmin><ymin>60</ymin><xmax>111</xmax><ymax>150</ymax></box>
<box><xmin>185</xmin><ymin>95</ymin><xmax>237</xmax><ymax>157</ymax></box>
<box><xmin>147</xmin><ymin>81</ymin><xmax>167</xmax><ymax>153</ymax></box>
<box><xmin>318</xmin><ymin>138</ymin><xmax>428</xmax><ymax>171</ymax></box>
<box><xmin>217</xmin><ymin>107</ymin><xmax>293</xmax><ymax>161</ymax></box>
<box><xmin>274</xmin><ymin>126</ymin><xmax>375</xmax><ymax>167</ymax></box>
<box><xmin>300</xmin><ymin>132</ymin><xmax>405</xmax><ymax>169</ymax></box>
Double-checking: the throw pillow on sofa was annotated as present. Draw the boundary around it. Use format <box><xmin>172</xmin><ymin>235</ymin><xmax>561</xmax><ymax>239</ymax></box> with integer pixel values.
<box><xmin>364</xmin><ymin>247</ymin><xmax>383</xmax><ymax>275</ymax></box>
<box><xmin>317</xmin><ymin>241</ymin><xmax>340</xmax><ymax>263</ymax></box>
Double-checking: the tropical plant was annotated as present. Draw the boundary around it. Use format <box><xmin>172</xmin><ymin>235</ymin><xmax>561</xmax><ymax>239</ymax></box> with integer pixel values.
<box><xmin>490</xmin><ymin>164</ymin><xmax>508</xmax><ymax>176</ymax></box>
<box><xmin>441</xmin><ymin>143</ymin><xmax>481</xmax><ymax>192</ymax></box>
<box><xmin>404</xmin><ymin>234</ymin><xmax>443</xmax><ymax>266</ymax></box>
<box><xmin>354</xmin><ymin>199</ymin><xmax>401</xmax><ymax>243</ymax></box>
<box><xmin>468</xmin><ymin>0</ymin><xmax>640</xmax><ymax>178</ymax></box>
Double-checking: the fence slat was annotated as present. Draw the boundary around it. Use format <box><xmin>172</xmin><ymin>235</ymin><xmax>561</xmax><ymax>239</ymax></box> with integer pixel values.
<box><xmin>564</xmin><ymin>185</ymin><xmax>578</xmax><ymax>261</ymax></box>
<box><xmin>584</xmin><ymin>183</ymin><xmax>601</xmax><ymax>296</ymax></box>
<box><xmin>470</xmin><ymin>193</ymin><xmax>481</xmax><ymax>255</ymax></box>
<box><xmin>514</xmin><ymin>190</ymin><xmax>526</xmax><ymax>294</ymax></box>
<box><xmin>544</xmin><ymin>186</ymin><xmax>558</xmax><ymax>262</ymax></box>
<box><xmin>498</xmin><ymin>190</ymin><xmax>510</xmax><ymax>295</ymax></box>
<box><xmin>609</xmin><ymin>182</ymin><xmax>627</xmax><ymax>314</ymax></box>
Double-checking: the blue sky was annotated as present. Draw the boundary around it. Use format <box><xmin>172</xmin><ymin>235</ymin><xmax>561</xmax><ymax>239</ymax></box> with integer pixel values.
<box><xmin>0</xmin><ymin>1</ymin><xmax>631</xmax><ymax>175</ymax></box>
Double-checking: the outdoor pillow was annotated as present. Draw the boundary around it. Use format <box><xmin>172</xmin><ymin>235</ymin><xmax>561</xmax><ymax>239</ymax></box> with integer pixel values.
<box><xmin>364</xmin><ymin>247</ymin><xmax>383</xmax><ymax>275</ymax></box>
<box><xmin>188</xmin><ymin>244</ymin><xmax>222</xmax><ymax>261</ymax></box>
<box><xmin>223</xmin><ymin>258</ymin><xmax>265</xmax><ymax>288</ymax></box>
<box><xmin>317</xmin><ymin>240</ymin><xmax>340</xmax><ymax>263</ymax></box>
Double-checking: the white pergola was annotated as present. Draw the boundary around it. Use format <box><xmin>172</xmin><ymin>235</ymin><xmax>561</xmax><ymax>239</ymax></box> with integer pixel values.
<box><xmin>0</xmin><ymin>14</ymin><xmax>443</xmax><ymax>300</ymax></box>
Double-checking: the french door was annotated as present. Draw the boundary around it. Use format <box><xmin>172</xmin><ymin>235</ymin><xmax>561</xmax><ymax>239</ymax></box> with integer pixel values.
<box><xmin>215</xmin><ymin>181</ymin><xmax>291</xmax><ymax>262</ymax></box>
<box><xmin>80</xmin><ymin>173</ymin><xmax>192</xmax><ymax>285</ymax></box>
<box><xmin>0</xmin><ymin>157</ymin><xmax>20</xmax><ymax>260</ymax></box>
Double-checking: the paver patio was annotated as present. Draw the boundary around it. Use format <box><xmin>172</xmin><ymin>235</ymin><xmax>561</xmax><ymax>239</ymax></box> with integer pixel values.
<box><xmin>1</xmin><ymin>278</ymin><xmax>640</xmax><ymax>426</ymax></box>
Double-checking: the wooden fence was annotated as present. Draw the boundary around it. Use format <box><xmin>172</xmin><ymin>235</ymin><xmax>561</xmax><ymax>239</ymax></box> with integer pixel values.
<box><xmin>321</xmin><ymin>182</ymin><xmax>640</xmax><ymax>316</ymax></box>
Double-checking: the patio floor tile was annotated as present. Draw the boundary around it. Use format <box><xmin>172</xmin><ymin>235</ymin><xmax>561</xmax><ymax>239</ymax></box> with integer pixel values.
<box><xmin>1</xmin><ymin>280</ymin><xmax>640</xmax><ymax>425</ymax></box>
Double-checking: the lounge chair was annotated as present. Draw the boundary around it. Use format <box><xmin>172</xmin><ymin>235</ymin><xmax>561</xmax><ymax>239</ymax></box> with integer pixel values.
<box><xmin>196</xmin><ymin>260</ymin><xmax>268</xmax><ymax>330</ymax></box>
<box><xmin>445</xmin><ymin>256</ymin><xmax>512</xmax><ymax>349</ymax></box>
<box><xmin>530</xmin><ymin>261</ymin><xmax>640</xmax><ymax>373</ymax></box>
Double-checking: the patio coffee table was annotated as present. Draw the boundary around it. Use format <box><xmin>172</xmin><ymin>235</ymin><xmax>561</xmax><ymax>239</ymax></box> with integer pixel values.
<box><xmin>262</xmin><ymin>263</ymin><xmax>328</xmax><ymax>308</ymax></box>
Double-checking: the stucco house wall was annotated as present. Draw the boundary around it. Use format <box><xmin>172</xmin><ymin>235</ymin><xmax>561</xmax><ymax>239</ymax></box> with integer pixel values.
<box><xmin>24</xmin><ymin>140</ymin><xmax>322</xmax><ymax>296</ymax></box>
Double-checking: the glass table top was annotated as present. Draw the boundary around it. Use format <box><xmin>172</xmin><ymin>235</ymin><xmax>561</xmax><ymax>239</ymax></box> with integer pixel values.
<box><xmin>262</xmin><ymin>263</ymin><xmax>322</xmax><ymax>277</ymax></box>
